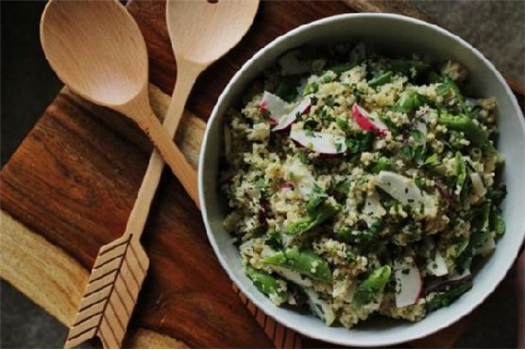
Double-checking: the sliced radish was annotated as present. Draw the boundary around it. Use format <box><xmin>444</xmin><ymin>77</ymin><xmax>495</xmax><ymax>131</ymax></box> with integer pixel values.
<box><xmin>363</xmin><ymin>190</ymin><xmax>386</xmax><ymax>226</ymax></box>
<box><xmin>469</xmin><ymin>172</ymin><xmax>487</xmax><ymax>198</ymax></box>
<box><xmin>352</xmin><ymin>104</ymin><xmax>388</xmax><ymax>137</ymax></box>
<box><xmin>304</xmin><ymin>288</ymin><xmax>336</xmax><ymax>326</ymax></box>
<box><xmin>279</xmin><ymin>49</ymin><xmax>310</xmax><ymax>76</ymax></box>
<box><xmin>376</xmin><ymin>171</ymin><xmax>437</xmax><ymax>217</ymax></box>
<box><xmin>280</xmin><ymin>182</ymin><xmax>294</xmax><ymax>190</ymax></box>
<box><xmin>260</xmin><ymin>91</ymin><xmax>287</xmax><ymax>122</ymax></box>
<box><xmin>272</xmin><ymin>98</ymin><xmax>310</xmax><ymax>131</ymax></box>
<box><xmin>286</xmin><ymin>158</ymin><xmax>316</xmax><ymax>196</ymax></box>
<box><xmin>427</xmin><ymin>249</ymin><xmax>448</xmax><ymax>277</ymax></box>
<box><xmin>290</xmin><ymin>129</ymin><xmax>346</xmax><ymax>154</ymax></box>
<box><xmin>424</xmin><ymin>237</ymin><xmax>448</xmax><ymax>277</ymax></box>
<box><xmin>272</xmin><ymin>266</ymin><xmax>312</xmax><ymax>288</ymax></box>
<box><xmin>415</xmin><ymin>121</ymin><xmax>428</xmax><ymax>136</ymax></box>
<box><xmin>394</xmin><ymin>260</ymin><xmax>423</xmax><ymax>308</ymax></box>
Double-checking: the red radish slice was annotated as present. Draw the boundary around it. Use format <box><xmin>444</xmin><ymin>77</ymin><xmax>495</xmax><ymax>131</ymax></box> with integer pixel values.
<box><xmin>290</xmin><ymin>129</ymin><xmax>346</xmax><ymax>154</ymax></box>
<box><xmin>394</xmin><ymin>260</ymin><xmax>422</xmax><ymax>307</ymax></box>
<box><xmin>272</xmin><ymin>98</ymin><xmax>311</xmax><ymax>131</ymax></box>
<box><xmin>280</xmin><ymin>182</ymin><xmax>294</xmax><ymax>190</ymax></box>
<box><xmin>260</xmin><ymin>91</ymin><xmax>287</xmax><ymax>122</ymax></box>
<box><xmin>427</xmin><ymin>249</ymin><xmax>448</xmax><ymax>277</ymax></box>
<box><xmin>352</xmin><ymin>104</ymin><xmax>388</xmax><ymax>137</ymax></box>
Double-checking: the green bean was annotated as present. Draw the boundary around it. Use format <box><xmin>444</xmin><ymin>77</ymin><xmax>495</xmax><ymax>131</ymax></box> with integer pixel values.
<box><xmin>263</xmin><ymin>246</ymin><xmax>333</xmax><ymax>283</ymax></box>
<box><xmin>302</xmin><ymin>81</ymin><xmax>319</xmax><ymax>96</ymax></box>
<box><xmin>438</xmin><ymin>114</ymin><xmax>495</xmax><ymax>152</ymax></box>
<box><xmin>456</xmin><ymin>203</ymin><xmax>491</xmax><ymax>270</ymax></box>
<box><xmin>394</xmin><ymin>91</ymin><xmax>426</xmax><ymax>114</ymax></box>
<box><xmin>246</xmin><ymin>266</ymin><xmax>288</xmax><ymax>303</ymax></box>
<box><xmin>436</xmin><ymin>76</ymin><xmax>466</xmax><ymax>111</ymax></box>
<box><xmin>283</xmin><ymin>201</ymin><xmax>340</xmax><ymax>236</ymax></box>
<box><xmin>371</xmin><ymin>156</ymin><xmax>391</xmax><ymax>173</ymax></box>
<box><xmin>490</xmin><ymin>208</ymin><xmax>506</xmax><ymax>236</ymax></box>
<box><xmin>425</xmin><ymin>280</ymin><xmax>472</xmax><ymax>312</ymax></box>
<box><xmin>369</xmin><ymin>71</ymin><xmax>392</xmax><ymax>89</ymax></box>
<box><xmin>334</xmin><ymin>179</ymin><xmax>351</xmax><ymax>196</ymax></box>
<box><xmin>487</xmin><ymin>184</ymin><xmax>507</xmax><ymax>205</ymax></box>
<box><xmin>352</xmin><ymin>265</ymin><xmax>391</xmax><ymax>309</ymax></box>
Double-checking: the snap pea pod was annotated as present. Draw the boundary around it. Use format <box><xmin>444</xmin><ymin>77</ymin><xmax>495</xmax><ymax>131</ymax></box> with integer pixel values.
<box><xmin>369</xmin><ymin>71</ymin><xmax>392</xmax><ymax>89</ymax></box>
<box><xmin>352</xmin><ymin>265</ymin><xmax>391</xmax><ymax>309</ymax></box>
<box><xmin>438</xmin><ymin>114</ymin><xmax>496</xmax><ymax>152</ymax></box>
<box><xmin>371</xmin><ymin>156</ymin><xmax>391</xmax><ymax>174</ymax></box>
<box><xmin>456</xmin><ymin>202</ymin><xmax>491</xmax><ymax>270</ymax></box>
<box><xmin>490</xmin><ymin>208</ymin><xmax>506</xmax><ymax>236</ymax></box>
<box><xmin>425</xmin><ymin>280</ymin><xmax>472</xmax><ymax>312</ymax></box>
<box><xmin>436</xmin><ymin>76</ymin><xmax>466</xmax><ymax>111</ymax></box>
<box><xmin>246</xmin><ymin>266</ymin><xmax>288</xmax><ymax>303</ymax></box>
<box><xmin>263</xmin><ymin>246</ymin><xmax>333</xmax><ymax>283</ymax></box>
<box><xmin>283</xmin><ymin>201</ymin><xmax>340</xmax><ymax>236</ymax></box>
<box><xmin>302</xmin><ymin>81</ymin><xmax>319</xmax><ymax>96</ymax></box>
<box><xmin>394</xmin><ymin>91</ymin><xmax>426</xmax><ymax>114</ymax></box>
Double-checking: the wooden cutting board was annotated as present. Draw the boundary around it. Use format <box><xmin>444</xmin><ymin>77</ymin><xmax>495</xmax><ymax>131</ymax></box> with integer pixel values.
<box><xmin>1</xmin><ymin>1</ymin><xmax>523</xmax><ymax>348</ymax></box>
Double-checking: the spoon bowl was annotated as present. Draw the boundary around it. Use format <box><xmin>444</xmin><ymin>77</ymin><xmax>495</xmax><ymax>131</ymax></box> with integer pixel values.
<box><xmin>40</xmin><ymin>0</ymin><xmax>148</xmax><ymax>107</ymax></box>
<box><xmin>166</xmin><ymin>0</ymin><xmax>259</xmax><ymax>65</ymax></box>
<box><xmin>41</xmin><ymin>0</ymin><xmax>198</xmax><ymax>204</ymax></box>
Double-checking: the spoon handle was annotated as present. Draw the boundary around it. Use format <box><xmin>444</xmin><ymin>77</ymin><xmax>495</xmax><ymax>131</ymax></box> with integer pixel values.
<box><xmin>142</xmin><ymin>112</ymin><xmax>199</xmax><ymax>205</ymax></box>
<box><xmin>124</xmin><ymin>63</ymin><xmax>203</xmax><ymax>238</ymax></box>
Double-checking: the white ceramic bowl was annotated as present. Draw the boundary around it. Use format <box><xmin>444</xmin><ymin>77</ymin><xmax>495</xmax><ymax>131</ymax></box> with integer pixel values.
<box><xmin>199</xmin><ymin>14</ymin><xmax>525</xmax><ymax>347</ymax></box>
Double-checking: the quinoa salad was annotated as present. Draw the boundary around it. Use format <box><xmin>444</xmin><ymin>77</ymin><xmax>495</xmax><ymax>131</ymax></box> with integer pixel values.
<box><xmin>220</xmin><ymin>43</ymin><xmax>506</xmax><ymax>328</ymax></box>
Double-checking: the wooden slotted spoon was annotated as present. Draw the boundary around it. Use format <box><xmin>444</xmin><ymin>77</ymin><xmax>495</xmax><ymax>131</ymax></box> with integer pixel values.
<box><xmin>41</xmin><ymin>0</ymin><xmax>258</xmax><ymax>348</ymax></box>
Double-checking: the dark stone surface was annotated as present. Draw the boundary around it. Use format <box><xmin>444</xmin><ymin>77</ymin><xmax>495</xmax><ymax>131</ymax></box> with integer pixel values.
<box><xmin>1</xmin><ymin>0</ymin><xmax>523</xmax><ymax>348</ymax></box>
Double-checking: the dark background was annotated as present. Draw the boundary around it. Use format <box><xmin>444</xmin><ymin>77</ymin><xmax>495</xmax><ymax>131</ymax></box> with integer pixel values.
<box><xmin>1</xmin><ymin>0</ymin><xmax>524</xmax><ymax>348</ymax></box>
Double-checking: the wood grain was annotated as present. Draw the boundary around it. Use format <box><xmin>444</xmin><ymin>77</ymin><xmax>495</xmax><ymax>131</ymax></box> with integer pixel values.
<box><xmin>0</xmin><ymin>210</ymin><xmax>188</xmax><ymax>349</ymax></box>
<box><xmin>0</xmin><ymin>81</ymin><xmax>473</xmax><ymax>350</ymax></box>
<box><xmin>41</xmin><ymin>0</ymin><xmax>199</xmax><ymax>205</ymax></box>
<box><xmin>0</xmin><ymin>85</ymin><xmax>272</xmax><ymax>348</ymax></box>
<box><xmin>64</xmin><ymin>233</ymin><xmax>149</xmax><ymax>349</ymax></box>
<box><xmin>1</xmin><ymin>0</ymin><xmax>524</xmax><ymax>348</ymax></box>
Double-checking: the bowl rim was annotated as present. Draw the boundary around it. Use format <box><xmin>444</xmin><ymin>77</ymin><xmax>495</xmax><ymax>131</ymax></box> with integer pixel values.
<box><xmin>199</xmin><ymin>12</ymin><xmax>525</xmax><ymax>347</ymax></box>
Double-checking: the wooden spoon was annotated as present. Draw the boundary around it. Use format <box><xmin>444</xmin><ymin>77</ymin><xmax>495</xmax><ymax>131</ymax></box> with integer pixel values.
<box><xmin>41</xmin><ymin>0</ymin><xmax>259</xmax><ymax>348</ymax></box>
<box><xmin>39</xmin><ymin>1</ymin><xmax>198</xmax><ymax>348</ymax></box>
<box><xmin>124</xmin><ymin>0</ymin><xmax>259</xmax><ymax>254</ymax></box>
<box><xmin>120</xmin><ymin>0</ymin><xmax>260</xmax><ymax>233</ymax></box>
<box><xmin>40</xmin><ymin>0</ymin><xmax>198</xmax><ymax>205</ymax></box>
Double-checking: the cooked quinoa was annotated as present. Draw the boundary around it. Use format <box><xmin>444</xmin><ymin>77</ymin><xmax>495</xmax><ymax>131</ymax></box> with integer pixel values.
<box><xmin>220</xmin><ymin>43</ymin><xmax>506</xmax><ymax>328</ymax></box>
